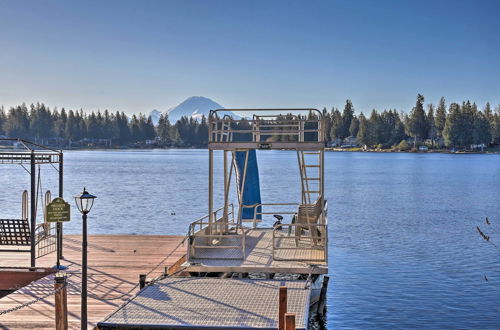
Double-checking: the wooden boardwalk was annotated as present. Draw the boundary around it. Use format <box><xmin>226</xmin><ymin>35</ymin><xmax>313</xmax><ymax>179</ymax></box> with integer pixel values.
<box><xmin>0</xmin><ymin>234</ymin><xmax>185</xmax><ymax>329</ymax></box>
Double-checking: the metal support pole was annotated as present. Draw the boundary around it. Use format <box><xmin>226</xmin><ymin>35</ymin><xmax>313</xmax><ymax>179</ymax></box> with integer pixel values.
<box><xmin>223</xmin><ymin>150</ymin><xmax>228</xmax><ymax>232</ymax></box>
<box><xmin>54</xmin><ymin>273</ymin><xmax>68</xmax><ymax>330</ymax></box>
<box><xmin>58</xmin><ymin>152</ymin><xmax>64</xmax><ymax>261</ymax></box>
<box><xmin>81</xmin><ymin>213</ymin><xmax>88</xmax><ymax>330</ymax></box>
<box><xmin>208</xmin><ymin>149</ymin><xmax>213</xmax><ymax>236</ymax></box>
<box><xmin>30</xmin><ymin>151</ymin><xmax>36</xmax><ymax>267</ymax></box>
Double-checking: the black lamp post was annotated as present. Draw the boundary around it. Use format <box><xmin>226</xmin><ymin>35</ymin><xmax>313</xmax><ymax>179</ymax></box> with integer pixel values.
<box><xmin>74</xmin><ymin>187</ymin><xmax>96</xmax><ymax>330</ymax></box>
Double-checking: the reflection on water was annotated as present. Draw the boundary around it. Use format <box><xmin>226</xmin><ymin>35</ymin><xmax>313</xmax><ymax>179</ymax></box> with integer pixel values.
<box><xmin>1</xmin><ymin>150</ymin><xmax>499</xmax><ymax>329</ymax></box>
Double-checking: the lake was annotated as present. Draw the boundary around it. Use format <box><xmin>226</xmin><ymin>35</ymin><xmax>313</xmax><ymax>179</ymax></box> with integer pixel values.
<box><xmin>1</xmin><ymin>150</ymin><xmax>499</xmax><ymax>329</ymax></box>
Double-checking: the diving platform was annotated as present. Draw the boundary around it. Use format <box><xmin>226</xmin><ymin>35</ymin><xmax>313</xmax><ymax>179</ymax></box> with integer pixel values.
<box><xmin>98</xmin><ymin>277</ymin><xmax>311</xmax><ymax>330</ymax></box>
<box><xmin>96</xmin><ymin>108</ymin><xmax>329</xmax><ymax>329</ymax></box>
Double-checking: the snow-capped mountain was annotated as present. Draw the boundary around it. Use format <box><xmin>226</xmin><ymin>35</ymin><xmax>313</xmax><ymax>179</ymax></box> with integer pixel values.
<box><xmin>149</xmin><ymin>96</ymin><xmax>238</xmax><ymax>124</ymax></box>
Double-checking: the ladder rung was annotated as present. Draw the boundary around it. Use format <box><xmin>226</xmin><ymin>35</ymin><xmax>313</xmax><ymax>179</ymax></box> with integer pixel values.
<box><xmin>304</xmin><ymin>190</ymin><xmax>321</xmax><ymax>193</ymax></box>
<box><xmin>304</xmin><ymin>178</ymin><xmax>320</xmax><ymax>180</ymax></box>
<box><xmin>303</xmin><ymin>152</ymin><xmax>320</xmax><ymax>155</ymax></box>
<box><xmin>304</xmin><ymin>165</ymin><xmax>320</xmax><ymax>168</ymax></box>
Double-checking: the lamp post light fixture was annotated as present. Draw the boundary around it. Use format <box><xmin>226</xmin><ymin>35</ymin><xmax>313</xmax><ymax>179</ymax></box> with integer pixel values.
<box><xmin>73</xmin><ymin>187</ymin><xmax>96</xmax><ymax>330</ymax></box>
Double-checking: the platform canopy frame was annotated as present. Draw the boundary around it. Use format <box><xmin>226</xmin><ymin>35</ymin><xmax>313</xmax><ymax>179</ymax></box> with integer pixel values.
<box><xmin>0</xmin><ymin>138</ymin><xmax>64</xmax><ymax>267</ymax></box>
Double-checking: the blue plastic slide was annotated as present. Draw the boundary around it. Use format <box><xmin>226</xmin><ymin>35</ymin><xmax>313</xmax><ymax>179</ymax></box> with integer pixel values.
<box><xmin>234</xmin><ymin>150</ymin><xmax>262</xmax><ymax>221</ymax></box>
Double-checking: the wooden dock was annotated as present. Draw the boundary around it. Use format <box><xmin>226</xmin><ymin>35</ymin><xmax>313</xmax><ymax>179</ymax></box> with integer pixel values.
<box><xmin>0</xmin><ymin>234</ymin><xmax>185</xmax><ymax>329</ymax></box>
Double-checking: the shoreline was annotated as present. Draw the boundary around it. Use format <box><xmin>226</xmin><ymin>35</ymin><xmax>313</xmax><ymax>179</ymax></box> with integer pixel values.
<box><xmin>35</xmin><ymin>146</ymin><xmax>500</xmax><ymax>154</ymax></box>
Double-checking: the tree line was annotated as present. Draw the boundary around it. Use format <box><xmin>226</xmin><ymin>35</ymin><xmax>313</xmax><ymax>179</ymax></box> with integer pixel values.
<box><xmin>323</xmin><ymin>94</ymin><xmax>500</xmax><ymax>150</ymax></box>
<box><xmin>1</xmin><ymin>94</ymin><xmax>499</xmax><ymax>150</ymax></box>
<box><xmin>0</xmin><ymin>103</ymin><xmax>209</xmax><ymax>147</ymax></box>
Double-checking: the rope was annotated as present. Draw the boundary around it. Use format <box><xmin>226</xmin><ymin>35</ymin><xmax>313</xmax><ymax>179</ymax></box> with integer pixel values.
<box><xmin>0</xmin><ymin>282</ymin><xmax>67</xmax><ymax>316</ymax></box>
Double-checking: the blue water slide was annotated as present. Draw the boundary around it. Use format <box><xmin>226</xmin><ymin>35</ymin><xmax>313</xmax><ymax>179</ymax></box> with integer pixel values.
<box><xmin>234</xmin><ymin>150</ymin><xmax>262</xmax><ymax>220</ymax></box>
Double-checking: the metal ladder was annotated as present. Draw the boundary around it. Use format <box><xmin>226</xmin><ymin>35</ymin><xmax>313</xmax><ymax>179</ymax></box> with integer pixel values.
<box><xmin>219</xmin><ymin>116</ymin><xmax>232</xmax><ymax>142</ymax></box>
<box><xmin>297</xmin><ymin>150</ymin><xmax>322</xmax><ymax>204</ymax></box>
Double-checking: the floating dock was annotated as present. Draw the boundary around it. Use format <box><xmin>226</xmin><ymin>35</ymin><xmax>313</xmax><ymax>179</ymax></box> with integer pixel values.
<box><xmin>0</xmin><ymin>234</ymin><xmax>185</xmax><ymax>329</ymax></box>
<box><xmin>1</xmin><ymin>109</ymin><xmax>330</xmax><ymax>329</ymax></box>
<box><xmin>99</xmin><ymin>278</ymin><xmax>310</xmax><ymax>329</ymax></box>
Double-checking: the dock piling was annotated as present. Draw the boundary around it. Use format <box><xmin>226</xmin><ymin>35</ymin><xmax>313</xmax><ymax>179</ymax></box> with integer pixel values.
<box><xmin>54</xmin><ymin>273</ymin><xmax>68</xmax><ymax>330</ymax></box>
<box><xmin>139</xmin><ymin>274</ymin><xmax>146</xmax><ymax>289</ymax></box>
<box><xmin>284</xmin><ymin>313</ymin><xmax>296</xmax><ymax>330</ymax></box>
<box><xmin>278</xmin><ymin>286</ymin><xmax>287</xmax><ymax>330</ymax></box>
<box><xmin>317</xmin><ymin>275</ymin><xmax>329</xmax><ymax>315</ymax></box>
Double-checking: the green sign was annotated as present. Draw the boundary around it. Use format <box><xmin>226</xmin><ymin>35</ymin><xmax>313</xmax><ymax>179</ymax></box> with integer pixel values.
<box><xmin>46</xmin><ymin>197</ymin><xmax>71</xmax><ymax>223</ymax></box>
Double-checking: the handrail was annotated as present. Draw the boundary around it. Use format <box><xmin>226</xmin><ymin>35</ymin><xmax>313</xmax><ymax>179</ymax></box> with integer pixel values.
<box><xmin>240</xmin><ymin>202</ymin><xmax>300</xmax><ymax>228</ymax></box>
<box><xmin>208</xmin><ymin>109</ymin><xmax>324</xmax><ymax>144</ymax></box>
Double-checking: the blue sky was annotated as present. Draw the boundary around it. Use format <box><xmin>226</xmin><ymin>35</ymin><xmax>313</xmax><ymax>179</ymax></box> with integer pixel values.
<box><xmin>1</xmin><ymin>0</ymin><xmax>499</xmax><ymax>115</ymax></box>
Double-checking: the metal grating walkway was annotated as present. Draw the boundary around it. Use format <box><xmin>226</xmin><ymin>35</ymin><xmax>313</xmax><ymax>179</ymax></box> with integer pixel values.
<box><xmin>189</xmin><ymin>229</ymin><xmax>327</xmax><ymax>275</ymax></box>
<box><xmin>98</xmin><ymin>277</ymin><xmax>310</xmax><ymax>329</ymax></box>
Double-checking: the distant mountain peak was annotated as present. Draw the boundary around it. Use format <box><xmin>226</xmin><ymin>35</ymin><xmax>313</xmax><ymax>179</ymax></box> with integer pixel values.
<box><xmin>148</xmin><ymin>96</ymin><xmax>237</xmax><ymax>124</ymax></box>
<box><xmin>166</xmin><ymin>96</ymin><xmax>224</xmax><ymax>122</ymax></box>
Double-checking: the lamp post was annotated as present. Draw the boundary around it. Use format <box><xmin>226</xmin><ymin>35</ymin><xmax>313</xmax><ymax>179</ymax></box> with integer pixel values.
<box><xmin>74</xmin><ymin>187</ymin><xmax>96</xmax><ymax>330</ymax></box>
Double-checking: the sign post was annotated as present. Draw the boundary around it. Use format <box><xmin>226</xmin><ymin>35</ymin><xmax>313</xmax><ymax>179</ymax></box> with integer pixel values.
<box><xmin>46</xmin><ymin>197</ymin><xmax>71</xmax><ymax>269</ymax></box>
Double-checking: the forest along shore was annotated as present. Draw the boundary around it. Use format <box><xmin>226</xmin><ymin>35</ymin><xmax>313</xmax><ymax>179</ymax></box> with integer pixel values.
<box><xmin>1</xmin><ymin>94</ymin><xmax>499</xmax><ymax>151</ymax></box>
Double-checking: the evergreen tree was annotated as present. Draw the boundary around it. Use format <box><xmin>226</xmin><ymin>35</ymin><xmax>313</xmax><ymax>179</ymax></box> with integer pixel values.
<box><xmin>427</xmin><ymin>104</ymin><xmax>437</xmax><ymax>147</ymax></box>
<box><xmin>329</xmin><ymin>108</ymin><xmax>342</xmax><ymax>141</ymax></box>
<box><xmin>157</xmin><ymin>113</ymin><xmax>172</xmax><ymax>145</ymax></box>
<box><xmin>443</xmin><ymin>103</ymin><xmax>462</xmax><ymax>148</ymax></box>
<box><xmin>435</xmin><ymin>97</ymin><xmax>447</xmax><ymax>138</ymax></box>
<box><xmin>368</xmin><ymin>109</ymin><xmax>382</xmax><ymax>147</ymax></box>
<box><xmin>4</xmin><ymin>104</ymin><xmax>30</xmax><ymax>139</ymax></box>
<box><xmin>492</xmin><ymin>105</ymin><xmax>500</xmax><ymax>145</ymax></box>
<box><xmin>53</xmin><ymin>108</ymin><xmax>67</xmax><ymax>138</ymax></box>
<box><xmin>356</xmin><ymin>113</ymin><xmax>370</xmax><ymax>147</ymax></box>
<box><xmin>349</xmin><ymin>116</ymin><xmax>359</xmax><ymax>137</ymax></box>
<box><xmin>405</xmin><ymin>94</ymin><xmax>429</xmax><ymax>147</ymax></box>
<box><xmin>322</xmin><ymin>107</ymin><xmax>332</xmax><ymax>143</ymax></box>
<box><xmin>86</xmin><ymin>112</ymin><xmax>100</xmax><ymax>139</ymax></box>
<box><xmin>130</xmin><ymin>114</ymin><xmax>141</xmax><ymax>142</ymax></box>
<box><xmin>143</xmin><ymin>115</ymin><xmax>156</xmax><ymax>140</ymax></box>
<box><xmin>340</xmin><ymin>100</ymin><xmax>354</xmax><ymax>139</ymax></box>
<box><xmin>0</xmin><ymin>106</ymin><xmax>6</xmax><ymax>136</ymax></box>
<box><xmin>472</xmin><ymin>111</ymin><xmax>491</xmax><ymax>149</ymax></box>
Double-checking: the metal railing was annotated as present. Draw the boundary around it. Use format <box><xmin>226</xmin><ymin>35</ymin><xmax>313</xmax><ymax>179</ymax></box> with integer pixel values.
<box><xmin>35</xmin><ymin>222</ymin><xmax>56</xmax><ymax>258</ymax></box>
<box><xmin>240</xmin><ymin>202</ymin><xmax>299</xmax><ymax>228</ymax></box>
<box><xmin>272</xmin><ymin>203</ymin><xmax>328</xmax><ymax>262</ymax></box>
<box><xmin>188</xmin><ymin>204</ymin><xmax>247</xmax><ymax>260</ymax></box>
<box><xmin>209</xmin><ymin>109</ymin><xmax>325</xmax><ymax>145</ymax></box>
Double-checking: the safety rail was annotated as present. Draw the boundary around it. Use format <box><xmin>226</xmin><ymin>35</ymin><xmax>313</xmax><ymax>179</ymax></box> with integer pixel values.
<box><xmin>208</xmin><ymin>109</ymin><xmax>325</xmax><ymax>149</ymax></box>
<box><xmin>272</xmin><ymin>201</ymin><xmax>328</xmax><ymax>262</ymax></box>
<box><xmin>272</xmin><ymin>223</ymin><xmax>328</xmax><ymax>262</ymax></box>
<box><xmin>0</xmin><ymin>152</ymin><xmax>61</xmax><ymax>164</ymax></box>
<box><xmin>240</xmin><ymin>202</ymin><xmax>299</xmax><ymax>228</ymax></box>
<box><xmin>188</xmin><ymin>203</ymin><xmax>247</xmax><ymax>260</ymax></box>
<box><xmin>35</xmin><ymin>222</ymin><xmax>56</xmax><ymax>258</ymax></box>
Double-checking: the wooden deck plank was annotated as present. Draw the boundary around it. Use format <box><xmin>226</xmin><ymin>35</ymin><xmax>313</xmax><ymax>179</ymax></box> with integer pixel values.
<box><xmin>0</xmin><ymin>234</ymin><xmax>185</xmax><ymax>329</ymax></box>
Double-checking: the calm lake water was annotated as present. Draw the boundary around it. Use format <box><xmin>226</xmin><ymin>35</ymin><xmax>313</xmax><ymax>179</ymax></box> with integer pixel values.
<box><xmin>1</xmin><ymin>150</ymin><xmax>499</xmax><ymax>329</ymax></box>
